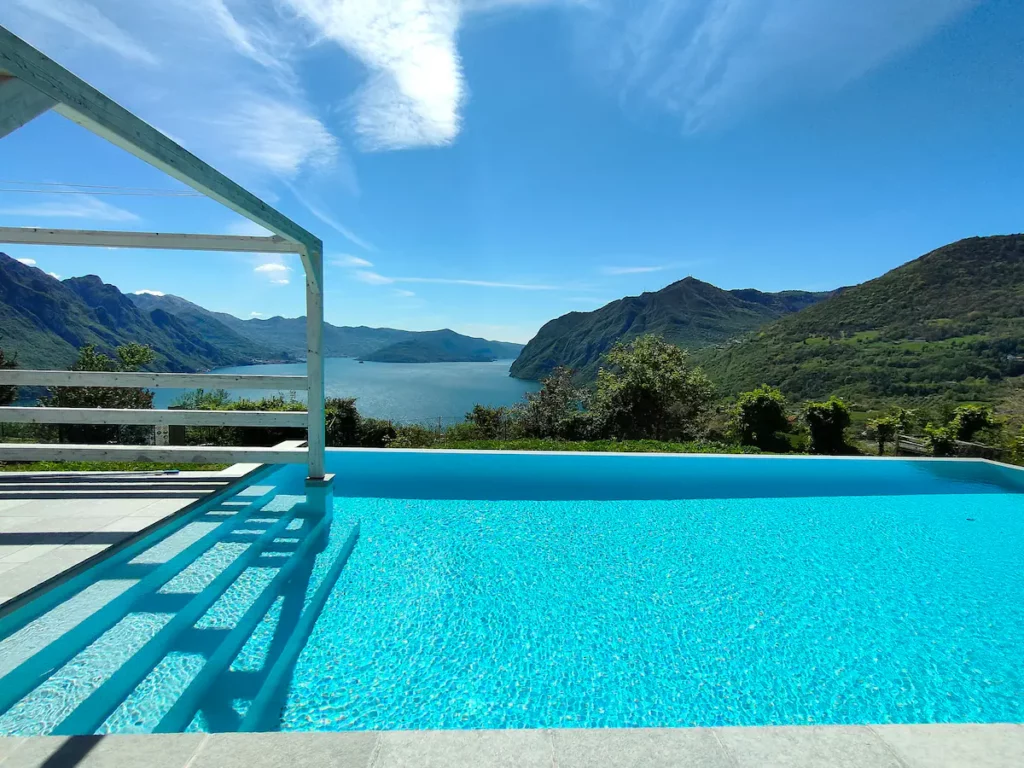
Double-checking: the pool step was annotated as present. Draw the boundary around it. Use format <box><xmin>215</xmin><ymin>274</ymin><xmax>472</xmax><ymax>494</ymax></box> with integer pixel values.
<box><xmin>50</xmin><ymin>505</ymin><xmax>304</xmax><ymax>735</ymax></box>
<box><xmin>154</xmin><ymin>519</ymin><xmax>360</xmax><ymax>733</ymax></box>
<box><xmin>0</xmin><ymin>484</ymin><xmax>278</xmax><ymax>719</ymax></box>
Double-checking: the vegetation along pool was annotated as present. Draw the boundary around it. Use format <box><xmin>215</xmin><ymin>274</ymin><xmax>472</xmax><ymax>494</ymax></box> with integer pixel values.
<box><xmin>0</xmin><ymin>451</ymin><xmax>1022</xmax><ymax>735</ymax></box>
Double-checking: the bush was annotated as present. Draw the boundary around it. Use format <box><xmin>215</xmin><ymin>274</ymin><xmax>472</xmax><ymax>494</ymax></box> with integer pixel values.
<box><xmin>517</xmin><ymin>367</ymin><xmax>592</xmax><ymax>440</ymax></box>
<box><xmin>0</xmin><ymin>348</ymin><xmax>18</xmax><ymax>406</ymax></box>
<box><xmin>594</xmin><ymin>335</ymin><xmax>715</xmax><ymax>441</ymax></box>
<box><xmin>924</xmin><ymin>423</ymin><xmax>956</xmax><ymax>457</ymax></box>
<box><xmin>359</xmin><ymin>417</ymin><xmax>396</xmax><ymax>448</ymax></box>
<box><xmin>803</xmin><ymin>397</ymin><xmax>851</xmax><ymax>454</ymax></box>
<box><xmin>325</xmin><ymin>397</ymin><xmax>361</xmax><ymax>447</ymax></box>
<box><xmin>465</xmin><ymin>404</ymin><xmax>513</xmax><ymax>440</ymax></box>
<box><xmin>390</xmin><ymin>424</ymin><xmax>439</xmax><ymax>448</ymax></box>
<box><xmin>733</xmin><ymin>385</ymin><xmax>789</xmax><ymax>450</ymax></box>
<box><xmin>866</xmin><ymin>415</ymin><xmax>899</xmax><ymax>455</ymax></box>
<box><xmin>949</xmin><ymin>404</ymin><xmax>995</xmax><ymax>442</ymax></box>
<box><xmin>42</xmin><ymin>343</ymin><xmax>156</xmax><ymax>444</ymax></box>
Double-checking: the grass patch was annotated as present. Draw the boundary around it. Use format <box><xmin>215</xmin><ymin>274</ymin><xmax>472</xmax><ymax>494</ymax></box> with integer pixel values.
<box><xmin>428</xmin><ymin>439</ymin><xmax>762</xmax><ymax>454</ymax></box>
<box><xmin>0</xmin><ymin>461</ymin><xmax>230</xmax><ymax>473</ymax></box>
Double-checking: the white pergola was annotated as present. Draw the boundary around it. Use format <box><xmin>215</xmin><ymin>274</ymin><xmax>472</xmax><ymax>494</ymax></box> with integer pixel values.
<box><xmin>0</xmin><ymin>25</ymin><xmax>326</xmax><ymax>481</ymax></box>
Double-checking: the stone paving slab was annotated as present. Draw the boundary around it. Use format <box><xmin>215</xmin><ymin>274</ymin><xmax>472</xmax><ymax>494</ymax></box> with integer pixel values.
<box><xmin>1</xmin><ymin>725</ymin><xmax>1023</xmax><ymax>768</ymax></box>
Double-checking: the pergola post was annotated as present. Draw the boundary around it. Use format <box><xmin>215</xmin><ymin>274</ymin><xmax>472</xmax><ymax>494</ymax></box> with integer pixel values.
<box><xmin>304</xmin><ymin>244</ymin><xmax>326</xmax><ymax>481</ymax></box>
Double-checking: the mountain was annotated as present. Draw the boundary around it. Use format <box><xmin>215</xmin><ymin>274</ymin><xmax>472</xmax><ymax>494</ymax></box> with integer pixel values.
<box><xmin>696</xmin><ymin>235</ymin><xmax>1024</xmax><ymax>403</ymax></box>
<box><xmin>0</xmin><ymin>256</ymin><xmax>525</xmax><ymax>370</ymax></box>
<box><xmin>0</xmin><ymin>254</ymin><xmax>265</xmax><ymax>371</ymax></box>
<box><xmin>360</xmin><ymin>329</ymin><xmax>523</xmax><ymax>363</ymax></box>
<box><xmin>510</xmin><ymin>277</ymin><xmax>830</xmax><ymax>381</ymax></box>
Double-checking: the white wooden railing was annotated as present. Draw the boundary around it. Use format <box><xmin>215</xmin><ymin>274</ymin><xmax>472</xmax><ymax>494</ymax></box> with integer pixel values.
<box><xmin>0</xmin><ymin>370</ymin><xmax>309</xmax><ymax>465</ymax></box>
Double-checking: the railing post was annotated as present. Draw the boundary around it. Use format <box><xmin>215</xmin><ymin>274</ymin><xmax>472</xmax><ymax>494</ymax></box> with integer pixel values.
<box><xmin>304</xmin><ymin>242</ymin><xmax>326</xmax><ymax>481</ymax></box>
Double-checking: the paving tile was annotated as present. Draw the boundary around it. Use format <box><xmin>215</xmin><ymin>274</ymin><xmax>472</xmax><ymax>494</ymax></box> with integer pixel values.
<box><xmin>96</xmin><ymin>516</ymin><xmax>165</xmax><ymax>533</ymax></box>
<box><xmin>191</xmin><ymin>732</ymin><xmax>377</xmax><ymax>768</ymax></box>
<box><xmin>2</xmin><ymin>734</ymin><xmax>206</xmax><ymax>768</ymax></box>
<box><xmin>0</xmin><ymin>499</ymin><xmax>33</xmax><ymax>512</ymax></box>
<box><xmin>718</xmin><ymin>725</ymin><xmax>902</xmax><ymax>768</ymax></box>
<box><xmin>0</xmin><ymin>544</ymin><xmax>64</xmax><ymax>563</ymax></box>
<box><xmin>373</xmin><ymin>729</ymin><xmax>551</xmax><ymax>768</ymax></box>
<box><xmin>131</xmin><ymin>498</ymin><xmax>195</xmax><ymax>517</ymax></box>
<box><xmin>874</xmin><ymin>723</ymin><xmax>1024</xmax><ymax>768</ymax></box>
<box><xmin>0</xmin><ymin>736</ymin><xmax>26</xmax><ymax>763</ymax></box>
<box><xmin>5</xmin><ymin>516</ymin><xmax>126</xmax><ymax>533</ymax></box>
<box><xmin>552</xmin><ymin>727</ymin><xmax>732</xmax><ymax>768</ymax></box>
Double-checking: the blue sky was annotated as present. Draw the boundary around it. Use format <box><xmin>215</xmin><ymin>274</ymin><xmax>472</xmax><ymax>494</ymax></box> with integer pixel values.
<box><xmin>1</xmin><ymin>0</ymin><xmax>1021</xmax><ymax>343</ymax></box>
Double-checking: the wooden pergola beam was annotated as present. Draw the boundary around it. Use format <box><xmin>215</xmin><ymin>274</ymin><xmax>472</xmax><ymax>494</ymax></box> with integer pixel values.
<box><xmin>0</xmin><ymin>72</ymin><xmax>55</xmax><ymax>138</ymax></box>
<box><xmin>0</xmin><ymin>227</ymin><xmax>306</xmax><ymax>254</ymax></box>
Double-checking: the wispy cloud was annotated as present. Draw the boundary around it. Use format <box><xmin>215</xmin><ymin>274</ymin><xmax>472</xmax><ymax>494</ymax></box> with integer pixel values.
<box><xmin>271</xmin><ymin>279</ymin><xmax>290</xmax><ymax>285</ymax></box>
<box><xmin>393</xmin><ymin>289</ymin><xmax>416</xmax><ymax>297</ymax></box>
<box><xmin>353</xmin><ymin>270</ymin><xmax>557</xmax><ymax>290</ymax></box>
<box><xmin>601</xmin><ymin>265</ymin><xmax>666</xmax><ymax>275</ymax></box>
<box><xmin>13</xmin><ymin>0</ymin><xmax>158</xmax><ymax>65</ymax></box>
<box><xmin>254</xmin><ymin>263</ymin><xmax>290</xmax><ymax>274</ymax></box>
<box><xmin>250</xmin><ymin>311</ymin><xmax>265</xmax><ymax>317</ymax></box>
<box><xmin>332</xmin><ymin>254</ymin><xmax>373</xmax><ymax>268</ymax></box>
<box><xmin>47</xmin><ymin>272</ymin><xmax>61</xmax><ymax>279</ymax></box>
<box><xmin>585</xmin><ymin>0</ymin><xmax>978</xmax><ymax>132</ymax></box>
<box><xmin>16</xmin><ymin>258</ymin><xmax>37</xmax><ymax>266</ymax></box>
<box><xmin>224</xmin><ymin>219</ymin><xmax>274</xmax><ymax>237</ymax></box>
<box><xmin>286</xmin><ymin>184</ymin><xmax>373</xmax><ymax>251</ymax></box>
<box><xmin>0</xmin><ymin>196</ymin><xmax>140</xmax><ymax>222</ymax></box>
<box><xmin>133</xmin><ymin>289</ymin><xmax>165</xmax><ymax>296</ymax></box>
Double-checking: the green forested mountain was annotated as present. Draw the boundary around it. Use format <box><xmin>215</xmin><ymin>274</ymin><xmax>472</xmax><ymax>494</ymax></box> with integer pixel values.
<box><xmin>697</xmin><ymin>235</ymin><xmax>1024</xmax><ymax>403</ymax></box>
<box><xmin>0</xmin><ymin>255</ymin><xmax>524</xmax><ymax>370</ymax></box>
<box><xmin>510</xmin><ymin>277</ymin><xmax>829</xmax><ymax>381</ymax></box>
<box><xmin>360</xmin><ymin>329</ymin><xmax>523</xmax><ymax>363</ymax></box>
<box><xmin>0</xmin><ymin>254</ymin><xmax>263</xmax><ymax>371</ymax></box>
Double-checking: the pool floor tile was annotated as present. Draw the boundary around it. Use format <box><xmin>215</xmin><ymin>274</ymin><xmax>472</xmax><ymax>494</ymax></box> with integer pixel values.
<box><xmin>873</xmin><ymin>723</ymin><xmax>1024</xmax><ymax>768</ymax></box>
<box><xmin>0</xmin><ymin>734</ymin><xmax>206</xmax><ymax>768</ymax></box>
<box><xmin>551</xmin><ymin>727</ymin><xmax>732</xmax><ymax>768</ymax></box>
<box><xmin>717</xmin><ymin>725</ymin><xmax>903</xmax><ymax>768</ymax></box>
<box><xmin>371</xmin><ymin>729</ymin><xmax>552</xmax><ymax>768</ymax></box>
<box><xmin>191</xmin><ymin>733</ymin><xmax>378</xmax><ymax>768</ymax></box>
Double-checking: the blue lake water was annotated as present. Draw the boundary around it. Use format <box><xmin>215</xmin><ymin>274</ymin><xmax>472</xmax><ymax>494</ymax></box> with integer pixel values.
<box><xmin>1</xmin><ymin>453</ymin><xmax>1022</xmax><ymax>735</ymax></box>
<box><xmin>152</xmin><ymin>358</ymin><xmax>539</xmax><ymax>423</ymax></box>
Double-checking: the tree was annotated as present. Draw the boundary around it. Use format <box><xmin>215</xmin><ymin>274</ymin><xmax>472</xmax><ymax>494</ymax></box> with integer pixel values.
<box><xmin>732</xmin><ymin>384</ymin><xmax>788</xmax><ymax>450</ymax></box>
<box><xmin>466</xmin><ymin>404</ymin><xmax>510</xmax><ymax>439</ymax></box>
<box><xmin>517</xmin><ymin>367</ymin><xmax>592</xmax><ymax>440</ymax></box>
<box><xmin>924</xmin><ymin>423</ymin><xmax>956</xmax><ymax>457</ymax></box>
<box><xmin>0</xmin><ymin>348</ymin><xmax>17</xmax><ymax>406</ymax></box>
<box><xmin>594</xmin><ymin>335</ymin><xmax>715</xmax><ymax>441</ymax></box>
<box><xmin>803</xmin><ymin>396</ymin><xmax>851</xmax><ymax>454</ymax></box>
<box><xmin>325</xmin><ymin>397</ymin><xmax>361</xmax><ymax>447</ymax></box>
<box><xmin>866</xmin><ymin>415</ymin><xmax>898</xmax><ymax>455</ymax></box>
<box><xmin>949</xmin><ymin>404</ymin><xmax>995</xmax><ymax>442</ymax></box>
<box><xmin>42</xmin><ymin>343</ymin><xmax>156</xmax><ymax>444</ymax></box>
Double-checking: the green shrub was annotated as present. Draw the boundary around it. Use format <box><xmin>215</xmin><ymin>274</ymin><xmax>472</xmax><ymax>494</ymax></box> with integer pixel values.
<box><xmin>390</xmin><ymin>424</ymin><xmax>439</xmax><ymax>448</ymax></box>
<box><xmin>866</xmin><ymin>415</ymin><xmax>899</xmax><ymax>455</ymax></box>
<box><xmin>359</xmin><ymin>417</ymin><xmax>396</xmax><ymax>448</ymax></box>
<box><xmin>733</xmin><ymin>384</ymin><xmax>789</xmax><ymax>450</ymax></box>
<box><xmin>325</xmin><ymin>397</ymin><xmax>361</xmax><ymax>447</ymax></box>
<box><xmin>803</xmin><ymin>397</ymin><xmax>851</xmax><ymax>454</ymax></box>
<box><xmin>0</xmin><ymin>348</ymin><xmax>18</xmax><ymax>406</ymax></box>
<box><xmin>924</xmin><ymin>423</ymin><xmax>956</xmax><ymax>457</ymax></box>
<box><xmin>949</xmin><ymin>404</ymin><xmax>995</xmax><ymax>442</ymax></box>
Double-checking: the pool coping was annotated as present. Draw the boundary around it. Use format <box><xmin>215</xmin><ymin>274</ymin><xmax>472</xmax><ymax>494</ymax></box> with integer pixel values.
<box><xmin>1</xmin><ymin>723</ymin><xmax>1022</xmax><ymax>767</ymax></box>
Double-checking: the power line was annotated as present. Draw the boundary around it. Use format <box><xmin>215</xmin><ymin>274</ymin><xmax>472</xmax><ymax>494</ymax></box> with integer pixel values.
<box><xmin>0</xmin><ymin>188</ymin><xmax>203</xmax><ymax>198</ymax></box>
<box><xmin>0</xmin><ymin>179</ymin><xmax>203</xmax><ymax>198</ymax></box>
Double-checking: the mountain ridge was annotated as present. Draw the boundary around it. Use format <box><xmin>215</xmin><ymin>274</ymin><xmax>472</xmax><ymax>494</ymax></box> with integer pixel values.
<box><xmin>510</xmin><ymin>277</ymin><xmax>831</xmax><ymax>381</ymax></box>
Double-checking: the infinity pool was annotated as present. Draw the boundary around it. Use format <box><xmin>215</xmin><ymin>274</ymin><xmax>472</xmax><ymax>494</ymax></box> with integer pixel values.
<box><xmin>1</xmin><ymin>452</ymin><xmax>1022</xmax><ymax>735</ymax></box>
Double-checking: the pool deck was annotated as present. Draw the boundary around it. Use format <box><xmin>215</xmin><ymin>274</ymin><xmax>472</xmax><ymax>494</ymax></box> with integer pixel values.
<box><xmin>0</xmin><ymin>724</ymin><xmax>1021</xmax><ymax>767</ymax></box>
<box><xmin>0</xmin><ymin>464</ymin><xmax>259</xmax><ymax>610</ymax></box>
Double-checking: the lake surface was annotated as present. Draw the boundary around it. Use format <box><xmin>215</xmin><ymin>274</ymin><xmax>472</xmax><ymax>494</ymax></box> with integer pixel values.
<box><xmin>152</xmin><ymin>358</ymin><xmax>540</xmax><ymax>423</ymax></box>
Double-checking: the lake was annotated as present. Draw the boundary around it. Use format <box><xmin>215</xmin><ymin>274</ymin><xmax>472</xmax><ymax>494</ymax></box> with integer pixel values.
<box><xmin>152</xmin><ymin>358</ymin><xmax>540</xmax><ymax>424</ymax></box>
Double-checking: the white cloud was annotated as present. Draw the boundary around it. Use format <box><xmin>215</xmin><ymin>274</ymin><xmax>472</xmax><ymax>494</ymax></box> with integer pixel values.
<box><xmin>393</xmin><ymin>289</ymin><xmax>416</xmax><ymax>297</ymax></box>
<box><xmin>13</xmin><ymin>0</ymin><xmax>158</xmax><ymax>65</ymax></box>
<box><xmin>216</xmin><ymin>96</ymin><xmax>339</xmax><ymax>177</ymax></box>
<box><xmin>601</xmin><ymin>265</ymin><xmax>666</xmax><ymax>275</ymax></box>
<box><xmin>0</xmin><ymin>196</ymin><xmax>140</xmax><ymax>222</ymax></box>
<box><xmin>254</xmin><ymin>263</ymin><xmax>291</xmax><ymax>273</ymax></box>
<box><xmin>133</xmin><ymin>289</ymin><xmax>166</xmax><ymax>296</ymax></box>
<box><xmin>16</xmin><ymin>258</ymin><xmax>37</xmax><ymax>266</ymax></box>
<box><xmin>250</xmin><ymin>311</ymin><xmax>265</xmax><ymax>317</ymax></box>
<box><xmin>271</xmin><ymin>278</ymin><xmax>290</xmax><ymax>285</ymax></box>
<box><xmin>283</xmin><ymin>0</ymin><xmax>465</xmax><ymax>151</ymax></box>
<box><xmin>332</xmin><ymin>254</ymin><xmax>373</xmax><ymax>268</ymax></box>
<box><xmin>286</xmin><ymin>184</ymin><xmax>374</xmax><ymax>251</ymax></box>
<box><xmin>47</xmin><ymin>272</ymin><xmax>61</xmax><ymax>279</ymax></box>
<box><xmin>585</xmin><ymin>0</ymin><xmax>977</xmax><ymax>132</ymax></box>
<box><xmin>354</xmin><ymin>270</ymin><xmax>394</xmax><ymax>285</ymax></box>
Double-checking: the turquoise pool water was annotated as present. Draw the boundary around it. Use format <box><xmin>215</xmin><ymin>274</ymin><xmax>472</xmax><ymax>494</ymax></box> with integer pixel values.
<box><xmin>0</xmin><ymin>453</ymin><xmax>1022</xmax><ymax>734</ymax></box>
